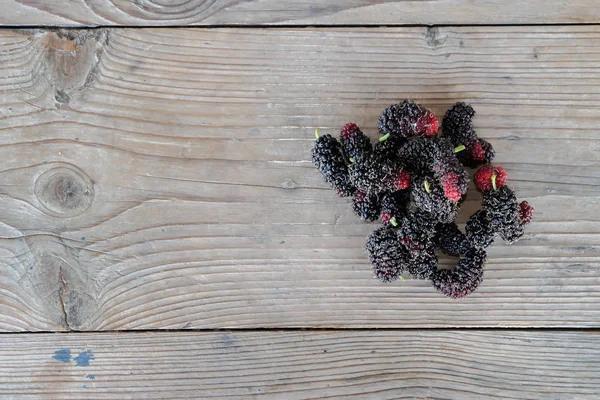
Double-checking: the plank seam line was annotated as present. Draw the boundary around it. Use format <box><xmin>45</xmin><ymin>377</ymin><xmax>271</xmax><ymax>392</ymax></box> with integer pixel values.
<box><xmin>0</xmin><ymin>327</ymin><xmax>599</xmax><ymax>335</ymax></box>
<box><xmin>3</xmin><ymin>22</ymin><xmax>600</xmax><ymax>30</ymax></box>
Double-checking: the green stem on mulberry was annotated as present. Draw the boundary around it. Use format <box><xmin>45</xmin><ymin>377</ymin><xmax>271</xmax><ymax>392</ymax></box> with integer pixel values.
<box><xmin>424</xmin><ymin>179</ymin><xmax>431</xmax><ymax>194</ymax></box>
<box><xmin>390</xmin><ymin>217</ymin><xmax>398</xmax><ymax>227</ymax></box>
<box><xmin>454</xmin><ymin>145</ymin><xmax>466</xmax><ymax>153</ymax></box>
<box><xmin>491</xmin><ymin>174</ymin><xmax>497</xmax><ymax>191</ymax></box>
<box><xmin>379</xmin><ymin>133</ymin><xmax>391</xmax><ymax>142</ymax></box>
<box><xmin>349</xmin><ymin>157</ymin><xmax>356</xmax><ymax>163</ymax></box>
<box><xmin>314</xmin><ymin>129</ymin><xmax>320</xmax><ymax>139</ymax></box>
<box><xmin>398</xmin><ymin>275</ymin><xmax>406</xmax><ymax>282</ymax></box>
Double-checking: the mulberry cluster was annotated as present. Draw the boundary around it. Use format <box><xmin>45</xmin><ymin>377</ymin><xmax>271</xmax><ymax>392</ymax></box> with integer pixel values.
<box><xmin>312</xmin><ymin>101</ymin><xmax>533</xmax><ymax>298</ymax></box>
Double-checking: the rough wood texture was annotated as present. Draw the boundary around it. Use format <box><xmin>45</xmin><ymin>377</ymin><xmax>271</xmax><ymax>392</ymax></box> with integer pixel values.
<box><xmin>1</xmin><ymin>330</ymin><xmax>599</xmax><ymax>399</ymax></box>
<box><xmin>0</xmin><ymin>27</ymin><xmax>599</xmax><ymax>331</ymax></box>
<box><xmin>1</xmin><ymin>0</ymin><xmax>600</xmax><ymax>26</ymax></box>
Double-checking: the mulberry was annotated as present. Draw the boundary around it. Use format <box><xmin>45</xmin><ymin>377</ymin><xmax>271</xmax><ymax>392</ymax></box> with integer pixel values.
<box><xmin>442</xmin><ymin>102</ymin><xmax>477</xmax><ymax>146</ymax></box>
<box><xmin>348</xmin><ymin>157</ymin><xmax>386</xmax><ymax>193</ymax></box>
<box><xmin>373</xmin><ymin>134</ymin><xmax>406</xmax><ymax>161</ymax></box>
<box><xmin>411</xmin><ymin>175</ymin><xmax>459</xmax><ymax>223</ymax></box>
<box><xmin>465</xmin><ymin>210</ymin><xmax>497</xmax><ymax>249</ymax></box>
<box><xmin>349</xmin><ymin>154</ymin><xmax>408</xmax><ymax>194</ymax></box>
<box><xmin>366</xmin><ymin>226</ymin><xmax>409</xmax><ymax>282</ymax></box>
<box><xmin>378</xmin><ymin>100</ymin><xmax>439</xmax><ymax>137</ymax></box>
<box><xmin>397</xmin><ymin>212</ymin><xmax>438</xmax><ymax>253</ymax></box>
<box><xmin>432</xmin><ymin>155</ymin><xmax>469</xmax><ymax>202</ymax></box>
<box><xmin>340</xmin><ymin>123</ymin><xmax>372</xmax><ymax>163</ymax></box>
<box><xmin>502</xmin><ymin>224</ymin><xmax>525</xmax><ymax>244</ymax></box>
<box><xmin>408</xmin><ymin>246</ymin><xmax>438</xmax><ymax>279</ymax></box>
<box><xmin>392</xmin><ymin>170</ymin><xmax>411</xmax><ymax>190</ymax></box>
<box><xmin>431</xmin><ymin>249</ymin><xmax>487</xmax><ymax>299</ymax></box>
<box><xmin>482</xmin><ymin>185</ymin><xmax>523</xmax><ymax>243</ymax></box>
<box><xmin>520</xmin><ymin>201</ymin><xmax>534</xmax><ymax>226</ymax></box>
<box><xmin>474</xmin><ymin>164</ymin><xmax>507</xmax><ymax>192</ymax></box>
<box><xmin>380</xmin><ymin>191</ymin><xmax>409</xmax><ymax>225</ymax></box>
<box><xmin>312</xmin><ymin>134</ymin><xmax>355</xmax><ymax>196</ymax></box>
<box><xmin>443</xmin><ymin>103</ymin><xmax>496</xmax><ymax>168</ymax></box>
<box><xmin>459</xmin><ymin>139</ymin><xmax>495</xmax><ymax>167</ymax></box>
<box><xmin>352</xmin><ymin>190</ymin><xmax>381</xmax><ymax>221</ymax></box>
<box><xmin>399</xmin><ymin>137</ymin><xmax>454</xmax><ymax>172</ymax></box>
<box><xmin>434</xmin><ymin>223</ymin><xmax>471</xmax><ymax>256</ymax></box>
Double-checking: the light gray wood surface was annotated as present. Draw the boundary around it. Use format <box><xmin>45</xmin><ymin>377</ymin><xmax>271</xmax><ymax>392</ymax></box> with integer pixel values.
<box><xmin>1</xmin><ymin>330</ymin><xmax>598</xmax><ymax>399</ymax></box>
<box><xmin>1</xmin><ymin>0</ymin><xmax>599</xmax><ymax>26</ymax></box>
<box><xmin>0</xmin><ymin>27</ymin><xmax>599</xmax><ymax>331</ymax></box>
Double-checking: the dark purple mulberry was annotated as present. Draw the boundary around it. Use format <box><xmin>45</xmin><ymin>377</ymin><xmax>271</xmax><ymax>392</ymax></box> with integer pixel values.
<box><xmin>378</xmin><ymin>100</ymin><xmax>439</xmax><ymax>137</ymax></box>
<box><xmin>340</xmin><ymin>123</ymin><xmax>372</xmax><ymax>163</ymax></box>
<box><xmin>366</xmin><ymin>226</ymin><xmax>409</xmax><ymax>282</ymax></box>
<box><xmin>398</xmin><ymin>137</ymin><xmax>454</xmax><ymax>173</ymax></box>
<box><xmin>349</xmin><ymin>153</ymin><xmax>407</xmax><ymax>194</ymax></box>
<box><xmin>431</xmin><ymin>249</ymin><xmax>487</xmax><ymax>299</ymax></box>
<box><xmin>408</xmin><ymin>246</ymin><xmax>438</xmax><ymax>279</ymax></box>
<box><xmin>465</xmin><ymin>210</ymin><xmax>497</xmax><ymax>249</ymax></box>
<box><xmin>482</xmin><ymin>186</ymin><xmax>523</xmax><ymax>243</ymax></box>
<box><xmin>380</xmin><ymin>191</ymin><xmax>409</xmax><ymax>225</ymax></box>
<box><xmin>434</xmin><ymin>223</ymin><xmax>471</xmax><ymax>256</ymax></box>
<box><xmin>397</xmin><ymin>212</ymin><xmax>438</xmax><ymax>253</ymax></box>
<box><xmin>352</xmin><ymin>190</ymin><xmax>381</xmax><ymax>221</ymax></box>
<box><xmin>442</xmin><ymin>102</ymin><xmax>477</xmax><ymax>146</ymax></box>
<box><xmin>312</xmin><ymin>134</ymin><xmax>355</xmax><ymax>196</ymax></box>
<box><xmin>373</xmin><ymin>134</ymin><xmax>406</xmax><ymax>162</ymax></box>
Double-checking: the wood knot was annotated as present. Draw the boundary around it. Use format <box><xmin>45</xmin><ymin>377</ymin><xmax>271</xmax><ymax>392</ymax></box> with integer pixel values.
<box><xmin>280</xmin><ymin>179</ymin><xmax>298</xmax><ymax>190</ymax></box>
<box><xmin>425</xmin><ymin>27</ymin><xmax>447</xmax><ymax>49</ymax></box>
<box><xmin>39</xmin><ymin>29</ymin><xmax>108</xmax><ymax>108</ymax></box>
<box><xmin>34</xmin><ymin>166</ymin><xmax>94</xmax><ymax>217</ymax></box>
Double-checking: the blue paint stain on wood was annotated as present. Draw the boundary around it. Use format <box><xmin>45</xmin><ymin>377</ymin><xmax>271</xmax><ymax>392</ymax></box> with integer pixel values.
<box><xmin>53</xmin><ymin>349</ymin><xmax>71</xmax><ymax>363</ymax></box>
<box><xmin>74</xmin><ymin>350</ymin><xmax>94</xmax><ymax>367</ymax></box>
<box><xmin>86</xmin><ymin>375</ymin><xmax>95</xmax><ymax>380</ymax></box>
<box><xmin>82</xmin><ymin>385</ymin><xmax>87</xmax><ymax>388</ymax></box>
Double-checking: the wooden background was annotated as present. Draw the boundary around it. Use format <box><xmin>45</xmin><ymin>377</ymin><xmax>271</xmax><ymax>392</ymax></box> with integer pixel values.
<box><xmin>1</xmin><ymin>1</ymin><xmax>599</xmax><ymax>398</ymax></box>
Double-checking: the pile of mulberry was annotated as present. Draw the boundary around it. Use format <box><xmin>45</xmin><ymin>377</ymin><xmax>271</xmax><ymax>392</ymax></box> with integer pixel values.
<box><xmin>312</xmin><ymin>101</ymin><xmax>533</xmax><ymax>298</ymax></box>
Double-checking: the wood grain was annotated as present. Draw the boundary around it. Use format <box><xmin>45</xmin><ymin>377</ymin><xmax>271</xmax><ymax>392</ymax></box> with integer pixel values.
<box><xmin>1</xmin><ymin>0</ymin><xmax>600</xmax><ymax>26</ymax></box>
<box><xmin>0</xmin><ymin>330</ymin><xmax>599</xmax><ymax>399</ymax></box>
<box><xmin>0</xmin><ymin>27</ymin><xmax>599</xmax><ymax>331</ymax></box>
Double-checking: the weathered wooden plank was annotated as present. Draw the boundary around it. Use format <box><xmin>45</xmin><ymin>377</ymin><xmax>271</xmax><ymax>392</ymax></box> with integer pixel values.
<box><xmin>0</xmin><ymin>27</ymin><xmax>599</xmax><ymax>331</ymax></box>
<box><xmin>0</xmin><ymin>330</ymin><xmax>599</xmax><ymax>399</ymax></box>
<box><xmin>1</xmin><ymin>0</ymin><xmax>600</xmax><ymax>26</ymax></box>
